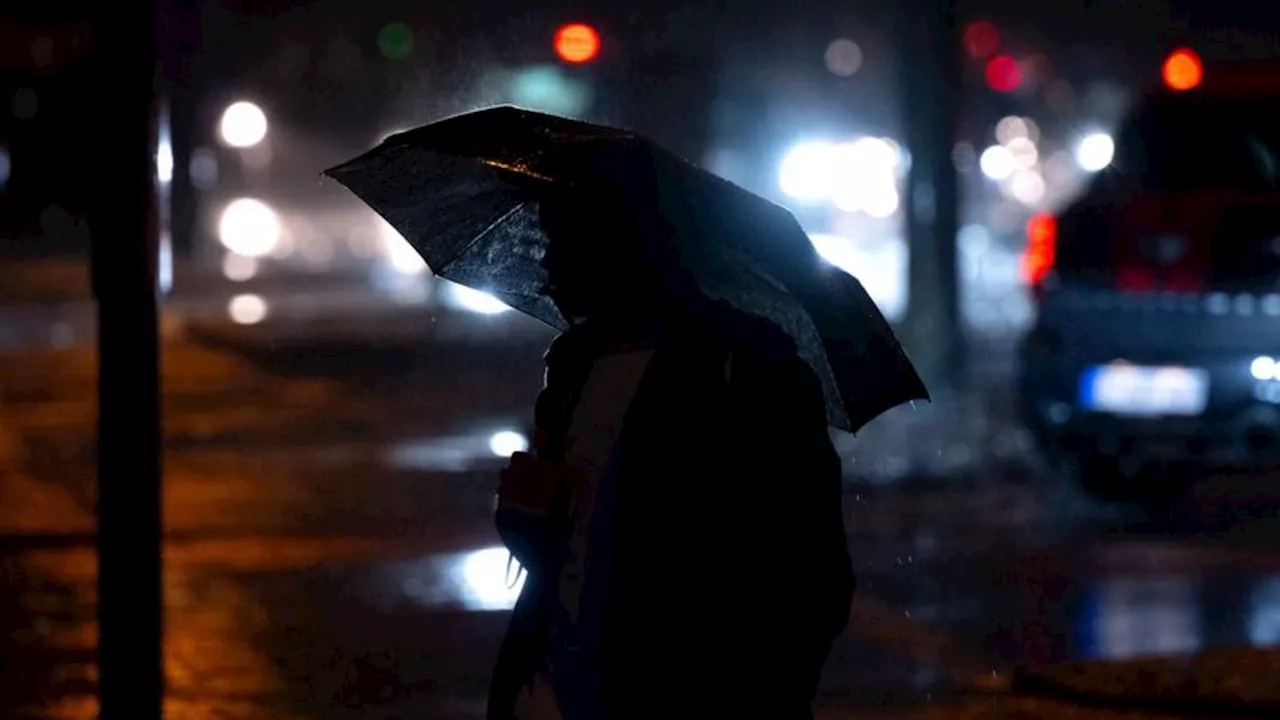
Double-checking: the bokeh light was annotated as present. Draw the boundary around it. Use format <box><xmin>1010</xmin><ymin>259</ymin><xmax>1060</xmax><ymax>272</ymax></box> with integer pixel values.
<box><xmin>779</xmin><ymin>142</ymin><xmax>838</xmax><ymax>201</ymax></box>
<box><xmin>218</xmin><ymin>101</ymin><xmax>268</xmax><ymax>148</ymax></box>
<box><xmin>1010</xmin><ymin>170</ymin><xmax>1047</xmax><ymax>205</ymax></box>
<box><xmin>995</xmin><ymin>116</ymin><xmax>1039</xmax><ymax>144</ymax></box>
<box><xmin>221</xmin><ymin>254</ymin><xmax>259</xmax><ymax>282</ymax></box>
<box><xmin>963</xmin><ymin>20</ymin><xmax>1000</xmax><ymax>59</ymax></box>
<box><xmin>985</xmin><ymin>55</ymin><xmax>1022</xmax><ymax>93</ymax></box>
<box><xmin>228</xmin><ymin>294</ymin><xmax>269</xmax><ymax>325</ymax></box>
<box><xmin>1006</xmin><ymin>137</ymin><xmax>1038</xmax><ymax>169</ymax></box>
<box><xmin>1163</xmin><ymin>47</ymin><xmax>1203</xmax><ymax>91</ymax></box>
<box><xmin>979</xmin><ymin>145</ymin><xmax>1015</xmax><ymax>180</ymax></box>
<box><xmin>189</xmin><ymin>148</ymin><xmax>219</xmax><ymax>189</ymax></box>
<box><xmin>824</xmin><ymin>38</ymin><xmax>864</xmax><ymax>77</ymax></box>
<box><xmin>1076</xmin><ymin>132</ymin><xmax>1116</xmax><ymax>171</ymax></box>
<box><xmin>377</xmin><ymin>22</ymin><xmax>415</xmax><ymax>60</ymax></box>
<box><xmin>554</xmin><ymin>23</ymin><xmax>600</xmax><ymax>63</ymax></box>
<box><xmin>218</xmin><ymin>198</ymin><xmax>281</xmax><ymax>257</ymax></box>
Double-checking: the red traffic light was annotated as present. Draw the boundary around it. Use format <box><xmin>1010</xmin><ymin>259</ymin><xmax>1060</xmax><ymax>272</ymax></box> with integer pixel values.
<box><xmin>985</xmin><ymin>55</ymin><xmax>1022</xmax><ymax>93</ymax></box>
<box><xmin>554</xmin><ymin>23</ymin><xmax>600</xmax><ymax>63</ymax></box>
<box><xmin>1162</xmin><ymin>47</ymin><xmax>1203</xmax><ymax>91</ymax></box>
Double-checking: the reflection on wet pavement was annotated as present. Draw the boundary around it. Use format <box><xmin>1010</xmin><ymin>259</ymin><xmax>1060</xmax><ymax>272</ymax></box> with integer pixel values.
<box><xmin>10</xmin><ymin>338</ymin><xmax>1280</xmax><ymax>718</ymax></box>
<box><xmin>1077</xmin><ymin>576</ymin><xmax>1202</xmax><ymax>660</ymax></box>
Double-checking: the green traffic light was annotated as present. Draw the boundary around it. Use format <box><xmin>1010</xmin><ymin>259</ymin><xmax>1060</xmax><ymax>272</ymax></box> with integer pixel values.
<box><xmin>378</xmin><ymin>22</ymin><xmax>414</xmax><ymax>60</ymax></box>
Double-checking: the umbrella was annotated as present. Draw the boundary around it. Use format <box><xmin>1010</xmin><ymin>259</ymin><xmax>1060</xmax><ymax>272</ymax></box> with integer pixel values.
<box><xmin>325</xmin><ymin>106</ymin><xmax>927</xmax><ymax>432</ymax></box>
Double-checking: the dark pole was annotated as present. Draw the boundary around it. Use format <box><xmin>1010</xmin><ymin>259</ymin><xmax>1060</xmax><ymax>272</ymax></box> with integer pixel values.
<box><xmin>899</xmin><ymin>0</ymin><xmax>963</xmax><ymax>391</ymax></box>
<box><xmin>90</xmin><ymin>0</ymin><xmax>165</xmax><ymax>717</ymax></box>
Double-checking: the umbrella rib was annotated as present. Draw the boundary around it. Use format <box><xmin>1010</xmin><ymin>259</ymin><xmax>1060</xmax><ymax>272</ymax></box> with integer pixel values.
<box><xmin>434</xmin><ymin>200</ymin><xmax>530</xmax><ymax>273</ymax></box>
<box><xmin>478</xmin><ymin>159</ymin><xmax>557</xmax><ymax>183</ymax></box>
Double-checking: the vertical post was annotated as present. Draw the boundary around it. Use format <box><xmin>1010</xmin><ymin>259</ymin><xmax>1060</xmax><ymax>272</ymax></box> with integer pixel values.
<box><xmin>90</xmin><ymin>0</ymin><xmax>164</xmax><ymax>717</ymax></box>
<box><xmin>900</xmin><ymin>0</ymin><xmax>963</xmax><ymax>391</ymax></box>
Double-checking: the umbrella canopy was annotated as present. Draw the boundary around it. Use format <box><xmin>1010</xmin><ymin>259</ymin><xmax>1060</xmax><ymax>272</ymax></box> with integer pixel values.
<box><xmin>326</xmin><ymin>106</ymin><xmax>927</xmax><ymax>432</ymax></box>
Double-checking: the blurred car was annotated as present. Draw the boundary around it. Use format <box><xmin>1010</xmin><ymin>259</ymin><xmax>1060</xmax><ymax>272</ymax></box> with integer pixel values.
<box><xmin>1018</xmin><ymin>59</ymin><xmax>1280</xmax><ymax>503</ymax></box>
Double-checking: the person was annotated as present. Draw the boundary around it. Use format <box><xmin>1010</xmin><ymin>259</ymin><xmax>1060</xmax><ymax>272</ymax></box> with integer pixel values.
<box><xmin>488</xmin><ymin>190</ymin><xmax>855</xmax><ymax>720</ymax></box>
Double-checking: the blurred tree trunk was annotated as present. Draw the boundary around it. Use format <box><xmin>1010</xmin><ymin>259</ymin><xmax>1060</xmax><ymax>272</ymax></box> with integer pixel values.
<box><xmin>899</xmin><ymin>0</ymin><xmax>963</xmax><ymax>391</ymax></box>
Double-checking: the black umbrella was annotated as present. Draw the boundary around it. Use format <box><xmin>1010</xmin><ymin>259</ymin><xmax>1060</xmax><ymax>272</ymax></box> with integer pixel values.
<box><xmin>325</xmin><ymin>106</ymin><xmax>927</xmax><ymax>432</ymax></box>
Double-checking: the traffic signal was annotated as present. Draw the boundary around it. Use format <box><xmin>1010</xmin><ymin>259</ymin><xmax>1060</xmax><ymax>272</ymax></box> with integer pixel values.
<box><xmin>554</xmin><ymin>23</ymin><xmax>600</xmax><ymax>63</ymax></box>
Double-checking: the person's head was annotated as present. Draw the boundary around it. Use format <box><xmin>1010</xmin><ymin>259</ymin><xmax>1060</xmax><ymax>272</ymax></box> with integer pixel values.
<box><xmin>538</xmin><ymin>191</ymin><xmax>682</xmax><ymax>323</ymax></box>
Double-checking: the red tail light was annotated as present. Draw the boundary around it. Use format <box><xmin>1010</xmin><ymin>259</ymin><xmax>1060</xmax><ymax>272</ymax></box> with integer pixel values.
<box><xmin>1022</xmin><ymin>213</ymin><xmax>1057</xmax><ymax>286</ymax></box>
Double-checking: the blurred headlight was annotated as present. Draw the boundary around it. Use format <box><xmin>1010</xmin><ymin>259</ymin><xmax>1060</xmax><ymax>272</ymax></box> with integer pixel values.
<box><xmin>218</xmin><ymin>198</ymin><xmax>281</xmax><ymax>258</ymax></box>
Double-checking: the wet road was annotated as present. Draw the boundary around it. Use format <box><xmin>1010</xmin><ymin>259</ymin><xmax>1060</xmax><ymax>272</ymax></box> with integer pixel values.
<box><xmin>4</xmin><ymin>319</ymin><xmax>1280</xmax><ymax>718</ymax></box>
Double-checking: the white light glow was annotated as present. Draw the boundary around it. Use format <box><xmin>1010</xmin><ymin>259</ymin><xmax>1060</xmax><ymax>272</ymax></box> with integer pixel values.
<box><xmin>156</xmin><ymin>138</ymin><xmax>174</xmax><ymax>184</ymax></box>
<box><xmin>825</xmin><ymin>138</ymin><xmax>903</xmax><ymax>217</ymax></box>
<box><xmin>779</xmin><ymin>142</ymin><xmax>838</xmax><ymax>201</ymax></box>
<box><xmin>809</xmin><ymin>233</ymin><xmax>906</xmax><ymax>320</ymax></box>
<box><xmin>1252</xmin><ymin>356</ymin><xmax>1277</xmax><ymax>381</ymax></box>
<box><xmin>1076</xmin><ymin>132</ymin><xmax>1116</xmax><ymax>172</ymax></box>
<box><xmin>217</xmin><ymin>198</ymin><xmax>281</xmax><ymax>258</ymax></box>
<box><xmin>445</xmin><ymin>283</ymin><xmax>511</xmax><ymax>315</ymax></box>
<box><xmin>222</xmin><ymin>253</ymin><xmax>259</xmax><ymax>282</ymax></box>
<box><xmin>456</xmin><ymin>547</ymin><xmax>526</xmax><ymax>611</ymax></box>
<box><xmin>158</xmin><ymin>232</ymin><xmax>173</xmax><ymax>294</ymax></box>
<box><xmin>377</xmin><ymin>218</ymin><xmax>428</xmax><ymax>275</ymax></box>
<box><xmin>489</xmin><ymin>430</ymin><xmax>530</xmax><ymax>458</ymax></box>
<box><xmin>1010</xmin><ymin>170</ymin><xmax>1047</xmax><ymax>205</ymax></box>
<box><xmin>1006</xmin><ymin>137</ymin><xmax>1039</xmax><ymax>169</ymax></box>
<box><xmin>219</xmin><ymin>101</ymin><xmax>268</xmax><ymax>148</ymax></box>
<box><xmin>995</xmin><ymin>116</ymin><xmax>1030</xmax><ymax>145</ymax></box>
<box><xmin>980</xmin><ymin>145</ymin><xmax>1016</xmax><ymax>180</ymax></box>
<box><xmin>227</xmin><ymin>294</ymin><xmax>268</xmax><ymax>325</ymax></box>
<box><xmin>824</xmin><ymin>38</ymin><xmax>864</xmax><ymax>77</ymax></box>
<box><xmin>863</xmin><ymin>186</ymin><xmax>901</xmax><ymax>219</ymax></box>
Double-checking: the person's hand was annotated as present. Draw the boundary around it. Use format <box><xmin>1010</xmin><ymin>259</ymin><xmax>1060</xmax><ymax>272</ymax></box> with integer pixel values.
<box><xmin>497</xmin><ymin>451</ymin><xmax>568</xmax><ymax>518</ymax></box>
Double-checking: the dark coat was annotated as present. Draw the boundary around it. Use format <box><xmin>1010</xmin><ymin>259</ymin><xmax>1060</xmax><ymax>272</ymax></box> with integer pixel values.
<box><xmin>489</xmin><ymin>305</ymin><xmax>855</xmax><ymax>720</ymax></box>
